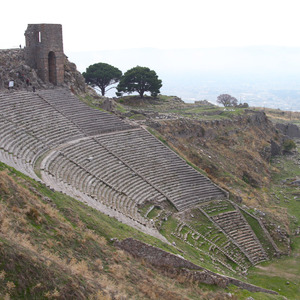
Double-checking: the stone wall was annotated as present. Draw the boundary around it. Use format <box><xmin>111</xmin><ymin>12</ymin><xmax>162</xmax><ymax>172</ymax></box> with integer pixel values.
<box><xmin>276</xmin><ymin>123</ymin><xmax>300</xmax><ymax>138</ymax></box>
<box><xmin>25</xmin><ymin>24</ymin><xmax>64</xmax><ymax>85</ymax></box>
<box><xmin>115</xmin><ymin>238</ymin><xmax>278</xmax><ymax>295</ymax></box>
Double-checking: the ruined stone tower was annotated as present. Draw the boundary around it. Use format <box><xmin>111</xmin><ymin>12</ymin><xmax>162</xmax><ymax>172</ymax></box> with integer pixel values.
<box><xmin>24</xmin><ymin>24</ymin><xmax>64</xmax><ymax>85</ymax></box>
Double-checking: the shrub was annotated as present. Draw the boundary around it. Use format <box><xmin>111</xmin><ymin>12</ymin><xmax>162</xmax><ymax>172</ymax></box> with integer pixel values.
<box><xmin>283</xmin><ymin>139</ymin><xmax>296</xmax><ymax>151</ymax></box>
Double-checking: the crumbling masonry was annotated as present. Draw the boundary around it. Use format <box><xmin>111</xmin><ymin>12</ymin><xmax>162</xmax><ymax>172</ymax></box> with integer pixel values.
<box><xmin>24</xmin><ymin>24</ymin><xmax>64</xmax><ymax>85</ymax></box>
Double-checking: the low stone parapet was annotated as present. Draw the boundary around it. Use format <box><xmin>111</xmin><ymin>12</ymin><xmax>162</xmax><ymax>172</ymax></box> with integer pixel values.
<box><xmin>115</xmin><ymin>238</ymin><xmax>278</xmax><ymax>295</ymax></box>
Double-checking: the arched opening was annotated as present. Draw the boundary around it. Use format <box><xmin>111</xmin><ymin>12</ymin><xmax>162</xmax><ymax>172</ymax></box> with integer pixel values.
<box><xmin>48</xmin><ymin>51</ymin><xmax>57</xmax><ymax>85</ymax></box>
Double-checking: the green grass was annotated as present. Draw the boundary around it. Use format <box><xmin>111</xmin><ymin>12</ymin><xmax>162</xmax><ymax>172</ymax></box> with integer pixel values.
<box><xmin>201</xmin><ymin>200</ymin><xmax>235</xmax><ymax>216</ymax></box>
<box><xmin>129</xmin><ymin>113</ymin><xmax>146</xmax><ymax>120</ymax></box>
<box><xmin>164</xmin><ymin>106</ymin><xmax>246</xmax><ymax>120</ymax></box>
<box><xmin>247</xmin><ymin>254</ymin><xmax>300</xmax><ymax>299</ymax></box>
<box><xmin>78</xmin><ymin>95</ymin><xmax>105</xmax><ymax>111</ymax></box>
<box><xmin>147</xmin><ymin>207</ymin><xmax>161</xmax><ymax>219</ymax></box>
<box><xmin>114</xmin><ymin>94</ymin><xmax>248</xmax><ymax>121</ymax></box>
<box><xmin>115</xmin><ymin>103</ymin><xmax>127</xmax><ymax>113</ymax></box>
<box><xmin>159</xmin><ymin>215</ymin><xmax>240</xmax><ymax>276</ymax></box>
<box><xmin>270</xmin><ymin>149</ymin><xmax>300</xmax><ymax>231</ymax></box>
<box><xmin>245</xmin><ymin>145</ymin><xmax>300</xmax><ymax>299</ymax></box>
<box><xmin>139</xmin><ymin>202</ymin><xmax>154</xmax><ymax>216</ymax></box>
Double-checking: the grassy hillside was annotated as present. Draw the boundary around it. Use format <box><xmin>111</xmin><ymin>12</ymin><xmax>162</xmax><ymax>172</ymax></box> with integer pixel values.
<box><xmin>246</xmin><ymin>141</ymin><xmax>300</xmax><ymax>298</ymax></box>
<box><xmin>255</xmin><ymin>107</ymin><xmax>300</xmax><ymax>126</ymax></box>
<box><xmin>112</xmin><ymin>95</ymin><xmax>248</xmax><ymax>121</ymax></box>
<box><xmin>0</xmin><ymin>162</ymin><xmax>242</xmax><ymax>299</ymax></box>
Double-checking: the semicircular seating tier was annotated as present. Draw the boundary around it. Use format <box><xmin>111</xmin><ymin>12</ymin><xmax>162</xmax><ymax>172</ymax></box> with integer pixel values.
<box><xmin>0</xmin><ymin>90</ymin><xmax>85</xmax><ymax>179</ymax></box>
<box><xmin>95</xmin><ymin>130</ymin><xmax>228</xmax><ymax>210</ymax></box>
<box><xmin>0</xmin><ymin>88</ymin><xmax>228</xmax><ymax>218</ymax></box>
<box><xmin>37</xmin><ymin>89</ymin><xmax>136</xmax><ymax>135</ymax></box>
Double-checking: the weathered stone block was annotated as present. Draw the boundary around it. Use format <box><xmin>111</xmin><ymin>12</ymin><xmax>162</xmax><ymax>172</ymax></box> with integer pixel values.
<box><xmin>24</xmin><ymin>24</ymin><xmax>64</xmax><ymax>85</ymax></box>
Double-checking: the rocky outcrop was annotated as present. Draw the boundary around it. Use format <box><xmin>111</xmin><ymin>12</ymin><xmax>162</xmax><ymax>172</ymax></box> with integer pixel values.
<box><xmin>0</xmin><ymin>48</ymin><xmax>96</xmax><ymax>97</ymax></box>
<box><xmin>146</xmin><ymin>110</ymin><xmax>285</xmax><ymax>204</ymax></box>
<box><xmin>270</xmin><ymin>139</ymin><xmax>282</xmax><ymax>156</ymax></box>
<box><xmin>0</xmin><ymin>49</ymin><xmax>45</xmax><ymax>91</ymax></box>
<box><xmin>147</xmin><ymin>111</ymin><xmax>275</xmax><ymax>141</ymax></box>
<box><xmin>64</xmin><ymin>58</ymin><xmax>97</xmax><ymax>97</ymax></box>
<box><xmin>100</xmin><ymin>98</ymin><xmax>117</xmax><ymax>112</ymax></box>
<box><xmin>194</xmin><ymin>100</ymin><xmax>215</xmax><ymax>106</ymax></box>
<box><xmin>276</xmin><ymin>123</ymin><xmax>300</xmax><ymax>138</ymax></box>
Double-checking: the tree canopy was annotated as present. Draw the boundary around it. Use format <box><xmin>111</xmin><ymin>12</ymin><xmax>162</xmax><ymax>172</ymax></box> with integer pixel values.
<box><xmin>217</xmin><ymin>94</ymin><xmax>238</xmax><ymax>107</ymax></box>
<box><xmin>83</xmin><ymin>63</ymin><xmax>122</xmax><ymax>96</ymax></box>
<box><xmin>116</xmin><ymin>66</ymin><xmax>162</xmax><ymax>98</ymax></box>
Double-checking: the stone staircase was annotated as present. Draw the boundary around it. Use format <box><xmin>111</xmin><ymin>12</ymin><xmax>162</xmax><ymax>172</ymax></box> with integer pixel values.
<box><xmin>211</xmin><ymin>210</ymin><xmax>268</xmax><ymax>265</ymax></box>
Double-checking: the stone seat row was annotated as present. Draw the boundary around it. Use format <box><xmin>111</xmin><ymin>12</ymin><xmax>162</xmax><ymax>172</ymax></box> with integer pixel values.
<box><xmin>0</xmin><ymin>92</ymin><xmax>85</xmax><ymax>138</ymax></box>
<box><xmin>55</xmin><ymin>140</ymin><xmax>164</xmax><ymax>198</ymax></box>
<box><xmin>199</xmin><ymin>207</ymin><xmax>267</xmax><ymax>264</ymax></box>
<box><xmin>176</xmin><ymin>220</ymin><xmax>251</xmax><ymax>267</ymax></box>
<box><xmin>37</xmin><ymin>90</ymin><xmax>131</xmax><ymax>134</ymax></box>
<box><xmin>1</xmin><ymin>89</ymin><xmax>227</xmax><ymax>220</ymax></box>
<box><xmin>0</xmin><ymin>148</ymin><xmax>41</xmax><ymax>181</ymax></box>
<box><xmin>220</xmin><ymin>231</ymin><xmax>265</xmax><ymax>259</ymax></box>
<box><xmin>0</xmin><ymin>98</ymin><xmax>85</xmax><ymax>138</ymax></box>
<box><xmin>41</xmin><ymin>135</ymin><xmax>222</xmax><ymax>214</ymax></box>
<box><xmin>0</xmin><ymin>91</ymin><xmax>92</xmax><ymax>153</ymax></box>
<box><xmin>212</xmin><ymin>211</ymin><xmax>268</xmax><ymax>264</ymax></box>
<box><xmin>41</xmin><ymin>171</ymin><xmax>149</xmax><ymax>225</ymax></box>
<box><xmin>0</xmin><ymin>116</ymin><xmax>85</xmax><ymax>164</ymax></box>
<box><xmin>43</xmin><ymin>143</ymin><xmax>167</xmax><ymax>209</ymax></box>
<box><xmin>96</xmin><ymin>131</ymin><xmax>214</xmax><ymax>171</ymax></box>
<box><xmin>0</xmin><ymin>118</ymin><xmax>49</xmax><ymax>164</ymax></box>
<box><xmin>37</xmin><ymin>89</ymin><xmax>135</xmax><ymax>135</ymax></box>
<box><xmin>43</xmin><ymin>153</ymin><xmax>155</xmax><ymax>221</ymax></box>
<box><xmin>0</xmin><ymin>91</ymin><xmax>43</xmax><ymax>104</ymax></box>
<box><xmin>95</xmin><ymin>137</ymin><xmax>225</xmax><ymax>206</ymax></box>
<box><xmin>96</xmin><ymin>130</ymin><xmax>227</xmax><ymax>210</ymax></box>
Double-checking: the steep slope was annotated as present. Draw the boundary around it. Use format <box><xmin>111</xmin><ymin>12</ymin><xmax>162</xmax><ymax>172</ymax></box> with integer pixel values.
<box><xmin>0</xmin><ymin>162</ymin><xmax>236</xmax><ymax>299</ymax></box>
<box><xmin>145</xmin><ymin>110</ymin><xmax>293</xmax><ymax>252</ymax></box>
<box><xmin>147</xmin><ymin>110</ymin><xmax>283</xmax><ymax>206</ymax></box>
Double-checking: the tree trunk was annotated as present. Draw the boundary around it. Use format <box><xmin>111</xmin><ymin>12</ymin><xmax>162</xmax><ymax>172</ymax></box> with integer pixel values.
<box><xmin>139</xmin><ymin>90</ymin><xmax>144</xmax><ymax>98</ymax></box>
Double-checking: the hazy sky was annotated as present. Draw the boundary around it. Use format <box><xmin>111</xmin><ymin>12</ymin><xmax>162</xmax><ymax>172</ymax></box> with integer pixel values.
<box><xmin>2</xmin><ymin>0</ymin><xmax>300</xmax><ymax>53</ymax></box>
